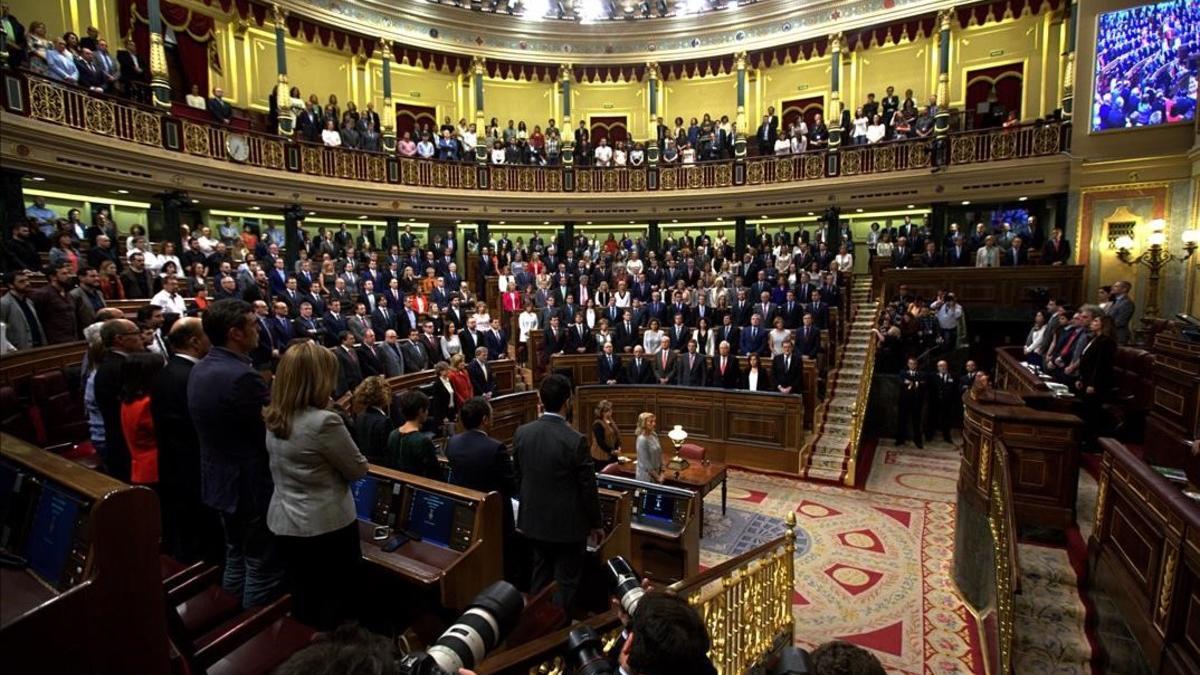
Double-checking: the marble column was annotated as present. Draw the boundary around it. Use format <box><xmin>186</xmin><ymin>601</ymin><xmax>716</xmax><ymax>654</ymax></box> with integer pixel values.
<box><xmin>560</xmin><ymin>64</ymin><xmax>574</xmax><ymax>166</ymax></box>
<box><xmin>827</xmin><ymin>34</ymin><xmax>843</xmax><ymax>154</ymax></box>
<box><xmin>646</xmin><ymin>62</ymin><xmax>661</xmax><ymax>165</ymax></box>
<box><xmin>283</xmin><ymin>204</ymin><xmax>304</xmax><ymax>269</ymax></box>
<box><xmin>1061</xmin><ymin>0</ymin><xmax>1078</xmax><ymax>123</ymax></box>
<box><xmin>734</xmin><ymin>51</ymin><xmax>748</xmax><ymax>160</ymax></box>
<box><xmin>472</xmin><ymin>55</ymin><xmax>487</xmax><ymax>163</ymax></box>
<box><xmin>380</xmin><ymin>39</ymin><xmax>396</xmax><ymax>152</ymax></box>
<box><xmin>934</xmin><ymin>9</ymin><xmax>953</xmax><ymax>139</ymax></box>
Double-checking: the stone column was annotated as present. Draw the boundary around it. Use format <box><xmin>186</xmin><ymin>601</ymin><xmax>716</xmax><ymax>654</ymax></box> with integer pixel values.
<box><xmin>734</xmin><ymin>51</ymin><xmax>748</xmax><ymax>160</ymax></box>
<box><xmin>646</xmin><ymin>62</ymin><xmax>661</xmax><ymax>165</ymax></box>
<box><xmin>934</xmin><ymin>9</ymin><xmax>953</xmax><ymax>139</ymax></box>
<box><xmin>472</xmin><ymin>55</ymin><xmax>487</xmax><ymax>163</ymax></box>
<box><xmin>147</xmin><ymin>0</ymin><xmax>172</xmax><ymax>109</ymax></box>
<box><xmin>827</xmin><ymin>34</ymin><xmax>843</xmax><ymax>154</ymax></box>
<box><xmin>734</xmin><ymin>216</ymin><xmax>748</xmax><ymax>256</ymax></box>
<box><xmin>158</xmin><ymin>191</ymin><xmax>190</xmax><ymax>250</ymax></box>
<box><xmin>1061</xmin><ymin>0</ymin><xmax>1078</xmax><ymax>123</ymax></box>
<box><xmin>283</xmin><ymin>204</ymin><xmax>304</xmax><ymax>269</ymax></box>
<box><xmin>271</xmin><ymin>4</ymin><xmax>294</xmax><ymax>137</ymax></box>
<box><xmin>560</xmin><ymin>64</ymin><xmax>574</xmax><ymax>166</ymax></box>
<box><xmin>380</xmin><ymin>39</ymin><xmax>396</xmax><ymax>152</ymax></box>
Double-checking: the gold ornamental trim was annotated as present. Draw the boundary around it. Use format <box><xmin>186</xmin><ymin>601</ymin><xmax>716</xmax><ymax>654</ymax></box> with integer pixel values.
<box><xmin>459</xmin><ymin>164</ymin><xmax>477</xmax><ymax>189</ymax></box>
<box><xmin>400</xmin><ymin>157</ymin><xmax>419</xmax><ymax>184</ymax></box>
<box><xmin>630</xmin><ymin>168</ymin><xmax>647</xmax><ymax>191</ymax></box>
<box><xmin>29</xmin><ymin>81</ymin><xmax>65</xmax><ymax>124</ymax></box>
<box><xmin>908</xmin><ymin>142</ymin><xmax>931</xmax><ymax>169</ymax></box>
<box><xmin>576</xmin><ymin>168</ymin><xmax>592</xmax><ymax>192</ymax></box>
<box><xmin>715</xmin><ymin>163</ymin><xmax>732</xmax><ymax>187</ymax></box>
<box><xmin>262</xmin><ymin>139</ymin><xmax>285</xmax><ymax>169</ymax></box>
<box><xmin>133</xmin><ymin>111</ymin><xmax>162</xmax><ymax>146</ymax></box>
<box><xmin>804</xmin><ymin>155</ymin><xmax>824</xmax><ymax>180</ymax></box>
<box><xmin>841</xmin><ymin>148</ymin><xmax>862</xmax><ymax>176</ymax></box>
<box><xmin>302</xmin><ymin>146</ymin><xmax>322</xmax><ymax>174</ymax></box>
<box><xmin>368</xmin><ymin>155</ymin><xmax>386</xmax><ymax>182</ymax></box>
<box><xmin>545</xmin><ymin>167</ymin><xmax>562</xmax><ymax>192</ymax></box>
<box><xmin>1156</xmin><ymin>547</ymin><xmax>1178</xmax><ymax>623</ymax></box>
<box><xmin>990</xmin><ymin>131</ymin><xmax>1016</xmax><ymax>160</ymax></box>
<box><xmin>1033</xmin><ymin>125</ymin><xmax>1060</xmax><ymax>155</ymax></box>
<box><xmin>951</xmin><ymin>135</ymin><xmax>977</xmax><ymax>164</ymax></box>
<box><xmin>1093</xmin><ymin>469</ymin><xmax>1108</xmax><ymax>540</ymax></box>
<box><xmin>84</xmin><ymin>98</ymin><xmax>116</xmax><ymax>136</ymax></box>
<box><xmin>873</xmin><ymin>144</ymin><xmax>896</xmax><ymax>172</ymax></box>
<box><xmin>492</xmin><ymin>166</ymin><xmax>508</xmax><ymax>191</ymax></box>
<box><xmin>746</xmin><ymin>160</ymin><xmax>764</xmax><ymax>185</ymax></box>
<box><xmin>182</xmin><ymin>122</ymin><xmax>211</xmax><ymax>156</ymax></box>
<box><xmin>775</xmin><ymin>157</ymin><xmax>794</xmax><ymax>182</ymax></box>
<box><xmin>518</xmin><ymin>167</ymin><xmax>535</xmax><ymax>192</ymax></box>
<box><xmin>660</xmin><ymin>166</ymin><xmax>677</xmax><ymax>190</ymax></box>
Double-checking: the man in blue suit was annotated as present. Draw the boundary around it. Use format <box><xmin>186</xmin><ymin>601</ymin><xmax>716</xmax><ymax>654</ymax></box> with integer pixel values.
<box><xmin>188</xmin><ymin>299</ymin><xmax>284</xmax><ymax>609</ymax></box>
<box><xmin>269</xmin><ymin>301</ymin><xmax>295</xmax><ymax>351</ymax></box>
<box><xmin>739</xmin><ymin>313</ymin><xmax>768</xmax><ymax>356</ymax></box>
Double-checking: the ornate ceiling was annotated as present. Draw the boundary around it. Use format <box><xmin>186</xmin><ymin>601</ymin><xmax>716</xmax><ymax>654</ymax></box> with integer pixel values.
<box><xmin>279</xmin><ymin>0</ymin><xmax>959</xmax><ymax>63</ymax></box>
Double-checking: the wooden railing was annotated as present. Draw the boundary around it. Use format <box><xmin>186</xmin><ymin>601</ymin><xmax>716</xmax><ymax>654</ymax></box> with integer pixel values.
<box><xmin>4</xmin><ymin>71</ymin><xmax>1069</xmax><ymax>194</ymax></box>
<box><xmin>844</xmin><ymin>300</ymin><xmax>879</xmax><ymax>486</ymax></box>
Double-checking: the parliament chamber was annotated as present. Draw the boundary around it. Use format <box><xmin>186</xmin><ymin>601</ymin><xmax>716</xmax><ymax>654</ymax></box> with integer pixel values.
<box><xmin>0</xmin><ymin>0</ymin><xmax>1198</xmax><ymax>673</ymax></box>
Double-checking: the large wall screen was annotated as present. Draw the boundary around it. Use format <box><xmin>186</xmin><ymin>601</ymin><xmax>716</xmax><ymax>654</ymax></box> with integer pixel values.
<box><xmin>1091</xmin><ymin>0</ymin><xmax>1198</xmax><ymax>132</ymax></box>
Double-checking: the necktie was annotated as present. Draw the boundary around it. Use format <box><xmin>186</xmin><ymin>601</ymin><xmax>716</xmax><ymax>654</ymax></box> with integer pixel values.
<box><xmin>662</xmin><ymin>353</ymin><xmax>667</xmax><ymax>368</ymax></box>
<box><xmin>785</xmin><ymin>356</ymin><xmax>790</xmax><ymax>371</ymax></box>
<box><xmin>721</xmin><ymin>357</ymin><xmax>727</xmax><ymax>373</ymax></box>
<box><xmin>689</xmin><ymin>354</ymin><xmax>695</xmax><ymax>369</ymax></box>
<box><xmin>608</xmin><ymin>356</ymin><xmax>613</xmax><ymax>370</ymax></box>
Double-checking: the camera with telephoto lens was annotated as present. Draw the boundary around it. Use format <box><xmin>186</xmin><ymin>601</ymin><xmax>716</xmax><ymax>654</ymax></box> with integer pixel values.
<box><xmin>606</xmin><ymin>556</ymin><xmax>645</xmax><ymax>617</ymax></box>
<box><xmin>566</xmin><ymin>625</ymin><xmax>615</xmax><ymax>675</ymax></box>
<box><xmin>397</xmin><ymin>580</ymin><xmax>525</xmax><ymax>675</ymax></box>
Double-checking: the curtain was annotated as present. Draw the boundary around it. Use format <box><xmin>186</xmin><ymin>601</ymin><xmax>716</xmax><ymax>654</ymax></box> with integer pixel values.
<box><xmin>120</xmin><ymin>0</ymin><xmax>216</xmax><ymax>99</ymax></box>
<box><xmin>781</xmin><ymin>97</ymin><xmax>825</xmax><ymax>132</ymax></box>
<box><xmin>965</xmin><ymin>63</ymin><xmax>1024</xmax><ymax>128</ymax></box>
<box><xmin>589</xmin><ymin>116</ymin><xmax>629</xmax><ymax>146</ymax></box>
<box><xmin>395</xmin><ymin>103</ymin><xmax>437</xmax><ymax>141</ymax></box>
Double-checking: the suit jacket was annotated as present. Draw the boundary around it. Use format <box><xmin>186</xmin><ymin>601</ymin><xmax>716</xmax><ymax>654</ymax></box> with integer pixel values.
<box><xmin>370</xmin><ymin>307</ymin><xmax>396</xmax><ymax>337</ymax></box>
<box><xmin>565</xmin><ymin>323</ymin><xmax>592</xmax><ymax>353</ymax></box>
<box><xmin>467</xmin><ymin>359</ymin><xmax>497</xmax><ymax>396</ymax></box>
<box><xmin>1106</xmin><ymin>296</ymin><xmax>1135</xmax><ymax>344</ymax></box>
<box><xmin>596</xmin><ymin>353</ymin><xmax>624</xmax><ymax>383</ymax></box>
<box><xmin>739</xmin><ymin>325</ymin><xmax>768</xmax><ymax>356</ymax></box>
<box><xmin>208</xmin><ymin>96</ymin><xmax>233</xmax><ymax>123</ymax></box>
<box><xmin>771</xmin><ymin>354</ymin><xmax>803</xmax><ymax>393</ymax></box>
<box><xmin>399</xmin><ymin>339</ymin><xmax>427</xmax><ymax>373</ymax></box>
<box><xmin>1001</xmin><ymin>247</ymin><xmax>1029</xmax><ymax>266</ymax></box>
<box><xmin>652</xmin><ymin>349</ymin><xmax>678</xmax><ymax>384</ymax></box>
<box><xmin>379</xmin><ymin>341</ymin><xmax>405</xmax><ymax>377</ymax></box>
<box><xmin>676</xmin><ymin>351</ymin><xmax>707</xmax><ymax>387</ymax></box>
<box><xmin>0</xmin><ymin>292</ymin><xmax>44</xmax><ymax>350</ymax></box>
<box><xmin>484</xmin><ymin>329</ymin><xmax>507</xmax><ymax>361</ymax></box>
<box><xmin>150</xmin><ymin>354</ymin><xmax>205</xmax><ymax>498</ymax></box>
<box><xmin>291</xmin><ymin>316</ymin><xmax>321</xmax><ymax>343</ymax></box>
<box><xmin>117</xmin><ymin>49</ymin><xmax>143</xmax><ymax>85</ymax></box>
<box><xmin>321</xmin><ymin>312</ymin><xmax>348</xmax><ymax>346</ymax></box>
<box><xmin>944</xmin><ymin>246</ymin><xmax>971</xmax><ymax>267</ymax></box>
<box><xmin>929</xmin><ymin>370</ymin><xmax>959</xmax><ymax>406</ymax></box>
<box><xmin>1079</xmin><ymin>334</ymin><xmax>1117</xmax><ymax>392</ymax></box>
<box><xmin>797</xmin><ymin>325</ymin><xmax>821</xmax><ymax>358</ymax></box>
<box><xmin>1041</xmin><ymin>237</ymin><xmax>1071</xmax><ymax>265</ymax></box>
<box><xmin>667</xmin><ymin>323</ymin><xmax>692</xmax><ymax>351</ymax></box>
<box><xmin>269</xmin><ymin>315</ymin><xmax>295</xmax><ymax>350</ymax></box>
<box><xmin>347</xmin><ymin>314</ymin><xmax>371</xmax><ymax>343</ymax></box>
<box><xmin>353</xmin><ymin>407</ymin><xmax>392</xmax><ymax>462</ymax></box>
<box><xmin>187</xmin><ymin>347</ymin><xmax>272</xmax><ymax>515</ymax></box>
<box><xmin>514</xmin><ymin>414</ymin><xmax>601</xmax><ymax>544</ymax></box>
<box><xmin>711</xmin><ymin>353</ymin><xmax>741</xmax><ymax>389</ymax></box>
<box><xmin>357</xmin><ymin>343</ymin><xmax>385</xmax><ymax>378</ymax></box>
<box><xmin>447</xmin><ymin>430</ymin><xmax>517</xmax><ymax>498</ymax></box>
<box><xmin>805</xmin><ymin>302</ymin><xmax>830</xmax><ymax>330</ymax></box>
<box><xmin>335</xmin><ymin>345</ymin><xmax>364</xmax><ymax>397</ymax></box>
<box><xmin>624</xmin><ymin>356</ymin><xmax>654</xmax><ymax>384</ymax></box>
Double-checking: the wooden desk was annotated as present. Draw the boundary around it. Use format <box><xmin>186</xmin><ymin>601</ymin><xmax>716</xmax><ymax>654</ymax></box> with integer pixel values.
<box><xmin>486</xmin><ymin>390</ymin><xmax>540</xmax><ymax>448</ymax></box>
<box><xmin>879</xmin><ymin>265</ymin><xmax>1085</xmax><ymax>312</ymax></box>
<box><xmin>0</xmin><ymin>341</ymin><xmax>88</xmax><ymax>389</ymax></box>
<box><xmin>1090</xmin><ymin>438</ymin><xmax>1200</xmax><ymax>675</ymax></box>
<box><xmin>609</xmin><ymin>459</ymin><xmax>727</xmax><ymax>536</ymax></box>
<box><xmin>356</xmin><ymin>466</ymin><xmax>504</xmax><ymax>611</ymax></box>
<box><xmin>0</xmin><ymin>434</ymin><xmax>169</xmax><ymax>675</ymax></box>
<box><xmin>960</xmin><ymin>391</ymin><xmax>1082</xmax><ymax>529</ymax></box>
<box><xmin>1144</xmin><ymin>332</ymin><xmax>1200</xmax><ymax>478</ymax></box>
<box><xmin>573</xmin><ymin>384</ymin><xmax>805</xmax><ymax>474</ymax></box>
<box><xmin>551</xmin><ymin>352</ymin><xmax>818</xmax><ymax>430</ymax></box>
<box><xmin>993</xmin><ymin>346</ymin><xmax>1079</xmax><ymax>413</ymax></box>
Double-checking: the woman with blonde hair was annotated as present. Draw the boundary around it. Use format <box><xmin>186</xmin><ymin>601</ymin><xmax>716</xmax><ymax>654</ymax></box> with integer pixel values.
<box><xmin>263</xmin><ymin>340</ymin><xmax>369</xmax><ymax>630</ymax></box>
<box><xmin>635</xmin><ymin>412</ymin><xmax>663</xmax><ymax>483</ymax></box>
<box><xmin>351</xmin><ymin>376</ymin><xmax>392</xmax><ymax>462</ymax></box>
<box><xmin>591</xmin><ymin>400</ymin><xmax>622</xmax><ymax>472</ymax></box>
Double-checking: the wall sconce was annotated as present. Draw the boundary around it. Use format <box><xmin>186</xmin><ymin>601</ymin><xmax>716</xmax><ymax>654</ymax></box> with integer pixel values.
<box><xmin>1114</xmin><ymin>219</ymin><xmax>1199</xmax><ymax>318</ymax></box>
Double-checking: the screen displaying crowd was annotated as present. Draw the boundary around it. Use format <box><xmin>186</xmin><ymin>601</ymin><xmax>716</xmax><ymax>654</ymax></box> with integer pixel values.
<box><xmin>1091</xmin><ymin>0</ymin><xmax>1198</xmax><ymax>132</ymax></box>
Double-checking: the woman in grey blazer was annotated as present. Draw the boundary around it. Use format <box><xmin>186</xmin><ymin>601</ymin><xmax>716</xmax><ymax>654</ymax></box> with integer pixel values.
<box><xmin>635</xmin><ymin>412</ymin><xmax>663</xmax><ymax>484</ymax></box>
<box><xmin>264</xmin><ymin>341</ymin><xmax>369</xmax><ymax>630</ymax></box>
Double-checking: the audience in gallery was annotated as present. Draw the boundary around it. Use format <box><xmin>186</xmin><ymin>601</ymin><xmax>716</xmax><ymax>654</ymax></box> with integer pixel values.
<box><xmin>7</xmin><ymin>10</ymin><xmax>998</xmax><ymax>170</ymax></box>
<box><xmin>1091</xmin><ymin>1</ymin><xmax>1198</xmax><ymax>130</ymax></box>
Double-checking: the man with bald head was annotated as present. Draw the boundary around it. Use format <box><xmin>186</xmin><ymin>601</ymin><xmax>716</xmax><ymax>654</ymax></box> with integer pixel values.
<box><xmin>92</xmin><ymin>318</ymin><xmax>146</xmax><ymax>480</ymax></box>
<box><xmin>151</xmin><ymin>318</ymin><xmax>221</xmax><ymax>563</ymax></box>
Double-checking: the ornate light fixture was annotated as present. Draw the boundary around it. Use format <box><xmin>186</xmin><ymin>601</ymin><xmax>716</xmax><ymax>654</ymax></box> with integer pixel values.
<box><xmin>1114</xmin><ymin>218</ymin><xmax>1199</xmax><ymax>318</ymax></box>
<box><xmin>666</xmin><ymin>424</ymin><xmax>690</xmax><ymax>471</ymax></box>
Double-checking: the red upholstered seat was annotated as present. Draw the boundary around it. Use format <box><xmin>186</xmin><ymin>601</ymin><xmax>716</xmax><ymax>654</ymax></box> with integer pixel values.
<box><xmin>205</xmin><ymin>614</ymin><xmax>316</xmax><ymax>675</ymax></box>
<box><xmin>30</xmin><ymin>370</ymin><xmax>88</xmax><ymax>445</ymax></box>
<box><xmin>1104</xmin><ymin>346</ymin><xmax>1155</xmax><ymax>439</ymax></box>
<box><xmin>0</xmin><ymin>385</ymin><xmax>39</xmax><ymax>443</ymax></box>
<box><xmin>679</xmin><ymin>443</ymin><xmax>706</xmax><ymax>462</ymax></box>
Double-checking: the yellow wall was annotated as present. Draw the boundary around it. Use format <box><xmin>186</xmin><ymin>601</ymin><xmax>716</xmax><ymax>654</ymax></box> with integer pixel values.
<box><xmin>373</xmin><ymin>62</ymin><xmax>462</xmax><ymax>125</ymax></box>
<box><xmin>952</xmin><ymin>9</ymin><xmax>1058</xmax><ymax>121</ymax></box>
<box><xmin>760</xmin><ymin>58</ymin><xmax>829</xmax><ymax>121</ymax></box>
<box><xmin>572</xmin><ymin>81</ymin><xmax>646</xmax><ymax>138</ymax></box>
<box><xmin>486</xmin><ymin>77</ymin><xmax>556</xmax><ymax>130</ymax></box>
<box><xmin>664</xmin><ymin>74</ymin><xmax>737</xmax><ymax>126</ymax></box>
<box><xmin>848</xmin><ymin>38</ymin><xmax>934</xmax><ymax>116</ymax></box>
<box><xmin>7</xmin><ymin>0</ymin><xmax>120</xmax><ymax>44</ymax></box>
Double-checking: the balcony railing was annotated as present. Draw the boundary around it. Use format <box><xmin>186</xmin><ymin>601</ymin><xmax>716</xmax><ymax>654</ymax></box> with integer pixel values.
<box><xmin>3</xmin><ymin>72</ymin><xmax>1069</xmax><ymax>194</ymax></box>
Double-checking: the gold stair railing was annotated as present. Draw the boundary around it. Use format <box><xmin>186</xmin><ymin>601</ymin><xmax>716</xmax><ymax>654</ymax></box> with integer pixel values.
<box><xmin>669</xmin><ymin>512</ymin><xmax>797</xmax><ymax>675</ymax></box>
<box><xmin>842</xmin><ymin>297</ymin><xmax>882</xmax><ymax>487</ymax></box>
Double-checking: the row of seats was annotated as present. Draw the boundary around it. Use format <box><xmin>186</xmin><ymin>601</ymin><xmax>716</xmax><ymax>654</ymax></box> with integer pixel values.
<box><xmin>0</xmin><ymin>369</ymin><xmax>97</xmax><ymax>467</ymax></box>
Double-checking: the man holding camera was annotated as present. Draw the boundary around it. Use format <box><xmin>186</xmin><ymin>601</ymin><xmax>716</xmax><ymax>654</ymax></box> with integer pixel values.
<box><xmin>514</xmin><ymin>374</ymin><xmax>603</xmax><ymax>614</ymax></box>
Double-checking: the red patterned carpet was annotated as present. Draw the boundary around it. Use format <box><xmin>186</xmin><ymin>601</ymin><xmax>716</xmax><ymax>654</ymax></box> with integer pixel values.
<box><xmin>699</xmin><ymin>437</ymin><xmax>986</xmax><ymax>674</ymax></box>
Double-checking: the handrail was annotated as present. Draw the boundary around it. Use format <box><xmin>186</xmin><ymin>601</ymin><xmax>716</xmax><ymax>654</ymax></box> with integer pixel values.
<box><xmin>844</xmin><ymin>298</ymin><xmax>881</xmax><ymax>486</ymax></box>
<box><xmin>3</xmin><ymin>71</ymin><xmax>1069</xmax><ymax>194</ymax></box>
<box><xmin>988</xmin><ymin>438</ymin><xmax>1019</xmax><ymax>675</ymax></box>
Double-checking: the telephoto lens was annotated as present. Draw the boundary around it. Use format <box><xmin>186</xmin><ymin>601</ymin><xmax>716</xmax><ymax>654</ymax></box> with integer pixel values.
<box><xmin>397</xmin><ymin>580</ymin><xmax>525</xmax><ymax>675</ymax></box>
<box><xmin>606</xmin><ymin>556</ymin><xmax>645</xmax><ymax>617</ymax></box>
<box><xmin>566</xmin><ymin>625</ymin><xmax>615</xmax><ymax>675</ymax></box>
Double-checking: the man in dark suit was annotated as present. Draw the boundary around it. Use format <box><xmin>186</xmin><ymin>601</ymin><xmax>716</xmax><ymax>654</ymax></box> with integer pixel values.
<box><xmin>676</xmin><ymin>339</ymin><xmax>707</xmax><ymax>387</ymax></box>
<box><xmin>805</xmin><ymin>290</ymin><xmax>830</xmax><ymax>331</ymax></box>
<box><xmin>711</xmin><ymin>340</ymin><xmax>741</xmax><ymax>389</ymax></box>
<box><xmin>150</xmin><ymin>318</ymin><xmax>223</xmax><ymax>564</ymax></box>
<box><xmin>596</xmin><ymin>342</ymin><xmax>623</xmax><ymax>384</ymax></box>
<box><xmin>116</xmin><ymin>38</ymin><xmax>145</xmax><ymax>98</ymax></box>
<box><xmin>917</xmin><ymin>241</ymin><xmax>942</xmax><ymax>268</ymax></box>
<box><xmin>771</xmin><ymin>340</ymin><xmax>803</xmax><ymax>395</ymax></box>
<box><xmin>542</xmin><ymin>316</ymin><xmax>567</xmax><ymax>366</ymax></box>
<box><xmin>652</xmin><ymin>335</ymin><xmax>677</xmax><ymax>385</ymax></box>
<box><xmin>755</xmin><ymin>113</ymin><xmax>778</xmax><ymax>156</ymax></box>
<box><xmin>334</xmin><ymin>330</ymin><xmax>365</xmax><ymax>397</ymax></box>
<box><xmin>467</xmin><ymin>347</ymin><xmax>497</xmax><ymax>397</ymax></box>
<box><xmin>796</xmin><ymin>313</ymin><xmax>821</xmax><ymax>360</ymax></box>
<box><xmin>188</xmin><ymin>299</ymin><xmax>284</xmax><ymax>608</ymax></box>
<box><xmin>1001</xmin><ymin>237</ymin><xmax>1029</xmax><ymax>266</ymax></box>
<box><xmin>291</xmin><ymin>302</ymin><xmax>322</xmax><ymax>343</ymax></box>
<box><xmin>321</xmin><ymin>300</ymin><xmax>349</xmax><ymax>347</ymax></box>
<box><xmin>926</xmin><ymin>359</ymin><xmax>958</xmax><ymax>443</ymax></box>
<box><xmin>400</xmin><ymin>328</ymin><xmax>428</xmax><ymax>373</ymax></box>
<box><xmin>739</xmin><ymin>314</ymin><xmax>768</xmax><ymax>356</ymax></box>
<box><xmin>715</xmin><ymin>316</ymin><xmax>740</xmax><ymax>354</ymax></box>
<box><xmin>484</xmin><ymin>317</ymin><xmax>508</xmax><ymax>361</ymax></box>
<box><xmin>207</xmin><ymin>87</ymin><xmax>233</xmax><ymax>125</ymax></box>
<box><xmin>370</xmin><ymin>295</ymin><xmax>396</xmax><ymax>337</ymax></box>
<box><xmin>93</xmin><ymin>318</ymin><xmax>146</xmax><ymax>481</ymax></box>
<box><xmin>268</xmin><ymin>301</ymin><xmax>295</xmax><ymax>351</ymax></box>
<box><xmin>566</xmin><ymin>313</ymin><xmax>592</xmax><ymax>354</ymax></box>
<box><xmin>667</xmin><ymin>314</ymin><xmax>691</xmax><ymax>351</ymax></box>
<box><xmin>613</xmin><ymin>310</ymin><xmax>638</xmax><ymax>353</ymax></box>
<box><xmin>624</xmin><ymin>345</ymin><xmax>654</xmax><ymax>384</ymax></box>
<box><xmin>513</xmin><ymin>375</ymin><xmax>602</xmax><ymax>612</ymax></box>
<box><xmin>1041</xmin><ymin>228</ymin><xmax>1071</xmax><ymax>265</ymax></box>
<box><xmin>896</xmin><ymin>357</ymin><xmax>925</xmax><ymax>448</ymax></box>
<box><xmin>357</xmin><ymin>330</ymin><xmax>385</xmax><ymax>377</ymax></box>
<box><xmin>460</xmin><ymin>317</ymin><xmax>481</xmax><ymax>360</ymax></box>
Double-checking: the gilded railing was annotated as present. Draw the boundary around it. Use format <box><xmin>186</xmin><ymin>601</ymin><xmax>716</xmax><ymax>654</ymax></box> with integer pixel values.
<box><xmin>987</xmin><ymin>438</ymin><xmax>1018</xmax><ymax>675</ymax></box>
<box><xmin>7</xmin><ymin>72</ymin><xmax>1067</xmax><ymax>194</ymax></box>
<box><xmin>843</xmin><ymin>299</ymin><xmax>880</xmax><ymax>487</ymax></box>
<box><xmin>669</xmin><ymin>512</ymin><xmax>797</xmax><ymax>675</ymax></box>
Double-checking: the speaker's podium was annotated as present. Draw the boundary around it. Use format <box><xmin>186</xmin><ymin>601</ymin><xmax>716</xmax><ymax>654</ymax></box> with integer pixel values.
<box><xmin>596</xmin><ymin>473</ymin><xmax>701</xmax><ymax>584</ymax></box>
<box><xmin>0</xmin><ymin>434</ymin><xmax>170</xmax><ymax>675</ymax></box>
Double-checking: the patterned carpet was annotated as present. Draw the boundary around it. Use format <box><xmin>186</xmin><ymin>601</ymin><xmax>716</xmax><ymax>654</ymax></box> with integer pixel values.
<box><xmin>698</xmin><ymin>435</ymin><xmax>1097</xmax><ymax>674</ymax></box>
<box><xmin>699</xmin><ymin>436</ymin><xmax>983</xmax><ymax>674</ymax></box>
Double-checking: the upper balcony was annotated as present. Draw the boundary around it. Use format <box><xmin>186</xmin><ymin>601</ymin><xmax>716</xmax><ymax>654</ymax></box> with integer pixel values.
<box><xmin>1</xmin><ymin>72</ymin><xmax>1071</xmax><ymax>221</ymax></box>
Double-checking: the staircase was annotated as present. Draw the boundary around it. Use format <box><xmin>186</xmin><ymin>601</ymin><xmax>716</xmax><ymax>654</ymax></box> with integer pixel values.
<box><xmin>1011</xmin><ymin>544</ymin><xmax>1096</xmax><ymax>674</ymax></box>
<box><xmin>800</xmin><ymin>277</ymin><xmax>877</xmax><ymax>484</ymax></box>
